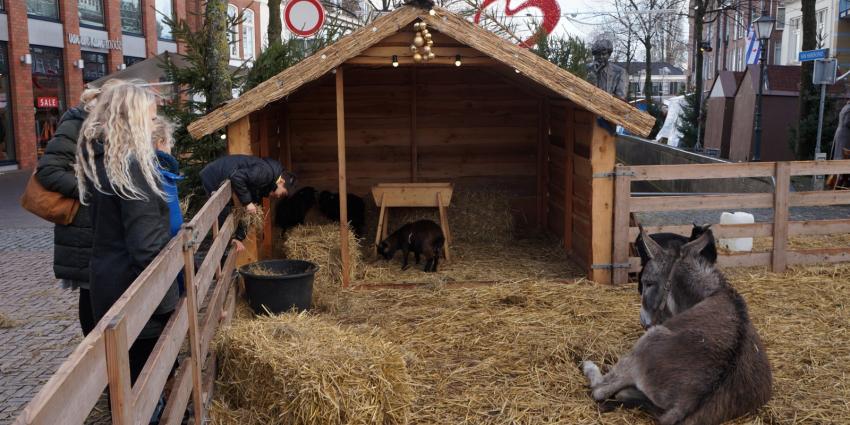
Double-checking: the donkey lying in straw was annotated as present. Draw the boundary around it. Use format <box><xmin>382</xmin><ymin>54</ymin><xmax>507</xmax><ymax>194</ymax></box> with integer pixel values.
<box><xmin>581</xmin><ymin>227</ymin><xmax>772</xmax><ymax>425</ymax></box>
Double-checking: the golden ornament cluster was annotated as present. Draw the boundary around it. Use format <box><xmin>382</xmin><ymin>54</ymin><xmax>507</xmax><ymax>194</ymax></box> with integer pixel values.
<box><xmin>410</xmin><ymin>22</ymin><xmax>435</xmax><ymax>63</ymax></box>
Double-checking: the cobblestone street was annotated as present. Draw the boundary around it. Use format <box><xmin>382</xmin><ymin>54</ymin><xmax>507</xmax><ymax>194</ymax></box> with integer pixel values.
<box><xmin>0</xmin><ymin>171</ymin><xmax>81</xmax><ymax>424</ymax></box>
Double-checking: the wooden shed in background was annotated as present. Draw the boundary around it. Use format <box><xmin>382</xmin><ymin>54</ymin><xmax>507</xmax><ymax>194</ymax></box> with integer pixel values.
<box><xmin>704</xmin><ymin>71</ymin><xmax>744</xmax><ymax>159</ymax></box>
<box><xmin>188</xmin><ymin>5</ymin><xmax>654</xmax><ymax>285</ymax></box>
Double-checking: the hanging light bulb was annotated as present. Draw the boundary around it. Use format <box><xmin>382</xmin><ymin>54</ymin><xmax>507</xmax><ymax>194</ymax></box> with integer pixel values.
<box><xmin>455</xmin><ymin>55</ymin><xmax>461</xmax><ymax>67</ymax></box>
<box><xmin>429</xmin><ymin>9</ymin><xmax>436</xmax><ymax>16</ymax></box>
<box><xmin>515</xmin><ymin>68</ymin><xmax>521</xmax><ymax>74</ymax></box>
<box><xmin>392</xmin><ymin>55</ymin><xmax>399</xmax><ymax>68</ymax></box>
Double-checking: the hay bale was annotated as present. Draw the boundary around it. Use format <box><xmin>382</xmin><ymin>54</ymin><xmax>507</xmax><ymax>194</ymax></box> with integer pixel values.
<box><xmin>368</xmin><ymin>190</ymin><xmax>514</xmax><ymax>246</ymax></box>
<box><xmin>214</xmin><ymin>313</ymin><xmax>413</xmax><ymax>425</ymax></box>
<box><xmin>283</xmin><ymin>224</ymin><xmax>362</xmax><ymax>312</ymax></box>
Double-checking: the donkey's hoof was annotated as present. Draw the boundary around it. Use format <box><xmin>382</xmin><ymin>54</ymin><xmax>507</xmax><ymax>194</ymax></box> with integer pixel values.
<box><xmin>581</xmin><ymin>360</ymin><xmax>599</xmax><ymax>378</ymax></box>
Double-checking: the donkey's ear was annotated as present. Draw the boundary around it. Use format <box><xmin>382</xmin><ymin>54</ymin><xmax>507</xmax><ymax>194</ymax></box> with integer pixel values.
<box><xmin>638</xmin><ymin>225</ymin><xmax>663</xmax><ymax>260</ymax></box>
<box><xmin>682</xmin><ymin>229</ymin><xmax>714</xmax><ymax>258</ymax></box>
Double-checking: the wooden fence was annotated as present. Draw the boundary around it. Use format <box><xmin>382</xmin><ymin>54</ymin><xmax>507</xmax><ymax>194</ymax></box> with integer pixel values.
<box><xmin>14</xmin><ymin>182</ymin><xmax>239</xmax><ymax>425</ymax></box>
<box><xmin>612</xmin><ymin>160</ymin><xmax>850</xmax><ymax>285</ymax></box>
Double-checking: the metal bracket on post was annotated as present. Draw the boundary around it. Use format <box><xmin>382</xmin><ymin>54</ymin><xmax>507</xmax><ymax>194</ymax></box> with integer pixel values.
<box><xmin>591</xmin><ymin>263</ymin><xmax>631</xmax><ymax>270</ymax></box>
<box><xmin>593</xmin><ymin>170</ymin><xmax>636</xmax><ymax>179</ymax></box>
<box><xmin>182</xmin><ymin>226</ymin><xmax>198</xmax><ymax>251</ymax></box>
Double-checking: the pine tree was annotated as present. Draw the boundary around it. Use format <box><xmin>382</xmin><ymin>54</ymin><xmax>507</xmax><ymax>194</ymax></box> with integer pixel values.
<box><xmin>244</xmin><ymin>25</ymin><xmax>343</xmax><ymax>91</ymax></box>
<box><xmin>158</xmin><ymin>13</ymin><xmax>243</xmax><ymax>215</ymax></box>
<box><xmin>533</xmin><ymin>31</ymin><xmax>591</xmax><ymax>78</ymax></box>
<box><xmin>676</xmin><ymin>92</ymin><xmax>703</xmax><ymax>149</ymax></box>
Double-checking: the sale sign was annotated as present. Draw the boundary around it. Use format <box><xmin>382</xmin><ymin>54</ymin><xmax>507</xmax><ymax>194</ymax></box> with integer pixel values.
<box><xmin>473</xmin><ymin>0</ymin><xmax>561</xmax><ymax>48</ymax></box>
<box><xmin>37</xmin><ymin>97</ymin><xmax>59</xmax><ymax>108</ymax></box>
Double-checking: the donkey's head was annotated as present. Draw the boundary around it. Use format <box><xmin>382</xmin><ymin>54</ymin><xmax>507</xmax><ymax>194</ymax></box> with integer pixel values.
<box><xmin>637</xmin><ymin>225</ymin><xmax>721</xmax><ymax>329</ymax></box>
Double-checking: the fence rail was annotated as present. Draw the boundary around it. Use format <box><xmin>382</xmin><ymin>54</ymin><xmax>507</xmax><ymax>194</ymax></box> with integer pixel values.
<box><xmin>612</xmin><ymin>160</ymin><xmax>850</xmax><ymax>285</ymax></box>
<box><xmin>14</xmin><ymin>182</ymin><xmax>239</xmax><ymax>425</ymax></box>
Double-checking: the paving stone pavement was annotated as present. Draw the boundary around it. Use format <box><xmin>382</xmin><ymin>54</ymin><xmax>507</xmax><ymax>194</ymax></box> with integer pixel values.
<box><xmin>0</xmin><ymin>171</ymin><xmax>82</xmax><ymax>425</ymax></box>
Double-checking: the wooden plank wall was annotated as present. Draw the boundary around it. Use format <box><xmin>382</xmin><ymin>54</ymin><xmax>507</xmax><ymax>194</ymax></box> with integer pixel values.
<box><xmin>283</xmin><ymin>66</ymin><xmax>539</xmax><ymax>197</ymax></box>
<box><xmin>546</xmin><ymin>102</ymin><xmax>593</xmax><ymax>270</ymax></box>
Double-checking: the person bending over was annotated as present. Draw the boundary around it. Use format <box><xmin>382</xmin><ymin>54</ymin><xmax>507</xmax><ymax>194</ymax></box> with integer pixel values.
<box><xmin>199</xmin><ymin>155</ymin><xmax>295</xmax><ymax>251</ymax></box>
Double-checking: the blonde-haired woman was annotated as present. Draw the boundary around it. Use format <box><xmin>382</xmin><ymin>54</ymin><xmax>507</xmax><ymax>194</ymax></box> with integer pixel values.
<box><xmin>76</xmin><ymin>80</ymin><xmax>178</xmax><ymax>385</ymax></box>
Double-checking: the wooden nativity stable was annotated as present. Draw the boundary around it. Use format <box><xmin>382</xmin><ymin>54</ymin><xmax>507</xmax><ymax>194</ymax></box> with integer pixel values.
<box><xmin>187</xmin><ymin>5</ymin><xmax>655</xmax><ymax>285</ymax></box>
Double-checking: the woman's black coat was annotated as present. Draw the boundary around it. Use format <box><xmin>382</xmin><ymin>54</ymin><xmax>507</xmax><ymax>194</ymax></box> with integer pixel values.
<box><xmin>35</xmin><ymin>107</ymin><xmax>92</xmax><ymax>285</ymax></box>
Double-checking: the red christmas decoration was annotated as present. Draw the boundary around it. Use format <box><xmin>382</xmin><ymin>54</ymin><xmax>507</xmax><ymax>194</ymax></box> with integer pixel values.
<box><xmin>473</xmin><ymin>0</ymin><xmax>561</xmax><ymax>48</ymax></box>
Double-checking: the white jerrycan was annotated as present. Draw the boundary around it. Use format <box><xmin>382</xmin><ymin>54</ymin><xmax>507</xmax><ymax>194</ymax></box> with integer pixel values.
<box><xmin>718</xmin><ymin>212</ymin><xmax>755</xmax><ymax>252</ymax></box>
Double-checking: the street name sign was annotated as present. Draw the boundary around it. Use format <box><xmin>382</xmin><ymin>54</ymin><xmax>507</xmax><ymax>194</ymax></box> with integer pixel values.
<box><xmin>799</xmin><ymin>48</ymin><xmax>829</xmax><ymax>62</ymax></box>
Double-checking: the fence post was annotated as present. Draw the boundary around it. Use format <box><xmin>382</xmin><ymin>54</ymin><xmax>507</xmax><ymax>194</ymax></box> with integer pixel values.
<box><xmin>181</xmin><ymin>224</ymin><xmax>205</xmax><ymax>423</ymax></box>
<box><xmin>772</xmin><ymin>162</ymin><xmax>790</xmax><ymax>272</ymax></box>
<box><xmin>612</xmin><ymin>165</ymin><xmax>632</xmax><ymax>285</ymax></box>
<box><xmin>104</xmin><ymin>314</ymin><xmax>132</xmax><ymax>425</ymax></box>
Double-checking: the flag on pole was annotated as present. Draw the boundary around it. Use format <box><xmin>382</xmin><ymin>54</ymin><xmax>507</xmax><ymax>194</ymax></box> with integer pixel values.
<box><xmin>745</xmin><ymin>24</ymin><xmax>761</xmax><ymax>65</ymax></box>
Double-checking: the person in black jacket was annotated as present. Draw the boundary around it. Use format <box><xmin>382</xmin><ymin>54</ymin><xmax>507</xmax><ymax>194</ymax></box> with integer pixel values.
<box><xmin>200</xmin><ymin>155</ymin><xmax>296</xmax><ymax>251</ymax></box>
<box><xmin>34</xmin><ymin>88</ymin><xmax>102</xmax><ymax>336</ymax></box>
<box><xmin>76</xmin><ymin>81</ymin><xmax>178</xmax><ymax>386</ymax></box>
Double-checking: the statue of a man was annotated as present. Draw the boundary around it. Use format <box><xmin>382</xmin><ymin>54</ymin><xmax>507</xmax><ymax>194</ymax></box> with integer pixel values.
<box><xmin>586</xmin><ymin>39</ymin><xmax>629</xmax><ymax>100</ymax></box>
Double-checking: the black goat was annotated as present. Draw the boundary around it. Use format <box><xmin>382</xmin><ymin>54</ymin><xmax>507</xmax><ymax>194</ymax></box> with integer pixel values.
<box><xmin>378</xmin><ymin>220</ymin><xmax>445</xmax><ymax>272</ymax></box>
<box><xmin>318</xmin><ymin>191</ymin><xmax>366</xmax><ymax>238</ymax></box>
<box><xmin>274</xmin><ymin>187</ymin><xmax>317</xmax><ymax>231</ymax></box>
<box><xmin>635</xmin><ymin>223</ymin><xmax>717</xmax><ymax>293</ymax></box>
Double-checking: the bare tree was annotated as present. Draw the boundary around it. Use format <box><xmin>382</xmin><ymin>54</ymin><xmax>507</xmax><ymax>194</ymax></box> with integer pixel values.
<box><xmin>610</xmin><ymin>0</ymin><xmax>685</xmax><ymax>102</ymax></box>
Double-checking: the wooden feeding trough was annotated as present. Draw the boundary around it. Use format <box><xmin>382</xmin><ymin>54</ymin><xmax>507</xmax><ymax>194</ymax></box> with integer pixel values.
<box><xmin>188</xmin><ymin>5</ymin><xmax>655</xmax><ymax>285</ymax></box>
<box><xmin>372</xmin><ymin>183</ymin><xmax>453</xmax><ymax>260</ymax></box>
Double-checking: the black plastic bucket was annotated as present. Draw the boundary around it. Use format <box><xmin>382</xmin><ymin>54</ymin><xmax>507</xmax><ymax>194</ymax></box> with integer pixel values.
<box><xmin>239</xmin><ymin>260</ymin><xmax>317</xmax><ymax>315</ymax></box>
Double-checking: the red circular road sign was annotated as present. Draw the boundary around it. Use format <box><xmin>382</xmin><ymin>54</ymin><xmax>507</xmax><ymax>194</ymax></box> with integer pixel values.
<box><xmin>285</xmin><ymin>0</ymin><xmax>326</xmax><ymax>38</ymax></box>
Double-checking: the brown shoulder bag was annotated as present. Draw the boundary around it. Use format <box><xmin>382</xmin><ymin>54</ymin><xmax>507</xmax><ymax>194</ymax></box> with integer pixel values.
<box><xmin>20</xmin><ymin>171</ymin><xmax>80</xmax><ymax>225</ymax></box>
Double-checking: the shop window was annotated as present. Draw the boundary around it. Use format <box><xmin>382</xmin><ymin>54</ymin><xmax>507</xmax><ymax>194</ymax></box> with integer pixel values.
<box><xmin>0</xmin><ymin>42</ymin><xmax>13</xmax><ymax>163</ymax></box>
<box><xmin>27</xmin><ymin>0</ymin><xmax>59</xmax><ymax>19</ymax></box>
<box><xmin>156</xmin><ymin>0</ymin><xmax>174</xmax><ymax>40</ymax></box>
<box><xmin>31</xmin><ymin>46</ymin><xmax>66</xmax><ymax>158</ymax></box>
<box><xmin>243</xmin><ymin>9</ymin><xmax>255</xmax><ymax>59</ymax></box>
<box><xmin>121</xmin><ymin>0</ymin><xmax>143</xmax><ymax>35</ymax></box>
<box><xmin>79</xmin><ymin>0</ymin><xmax>105</xmax><ymax>27</ymax></box>
<box><xmin>82</xmin><ymin>51</ymin><xmax>107</xmax><ymax>83</ymax></box>
<box><xmin>124</xmin><ymin>56</ymin><xmax>145</xmax><ymax>67</ymax></box>
<box><xmin>0</xmin><ymin>1</ymin><xmax>5</xmax><ymax>12</ymax></box>
<box><xmin>228</xmin><ymin>4</ymin><xmax>241</xmax><ymax>59</ymax></box>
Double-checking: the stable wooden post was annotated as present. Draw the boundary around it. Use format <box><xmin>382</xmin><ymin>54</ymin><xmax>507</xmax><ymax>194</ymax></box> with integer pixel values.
<box><xmin>104</xmin><ymin>315</ymin><xmax>132</xmax><ymax>425</ymax></box>
<box><xmin>336</xmin><ymin>68</ymin><xmax>351</xmax><ymax>288</ymax></box>
<box><xmin>181</xmin><ymin>225</ymin><xmax>205</xmax><ymax>423</ymax></box>
<box><xmin>227</xmin><ymin>116</ymin><xmax>259</xmax><ymax>266</ymax></box>
<box><xmin>772</xmin><ymin>162</ymin><xmax>790</xmax><ymax>272</ymax></box>
<box><xmin>589</xmin><ymin>118</ymin><xmax>616</xmax><ymax>284</ymax></box>
<box><xmin>612</xmin><ymin>165</ymin><xmax>632</xmax><ymax>285</ymax></box>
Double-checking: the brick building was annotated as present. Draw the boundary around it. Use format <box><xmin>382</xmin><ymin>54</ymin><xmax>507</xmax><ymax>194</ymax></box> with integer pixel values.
<box><xmin>0</xmin><ymin>0</ymin><xmax>266</xmax><ymax>170</ymax></box>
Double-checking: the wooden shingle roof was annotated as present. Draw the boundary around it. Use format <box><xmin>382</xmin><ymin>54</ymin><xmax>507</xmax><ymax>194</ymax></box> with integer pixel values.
<box><xmin>188</xmin><ymin>6</ymin><xmax>655</xmax><ymax>138</ymax></box>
